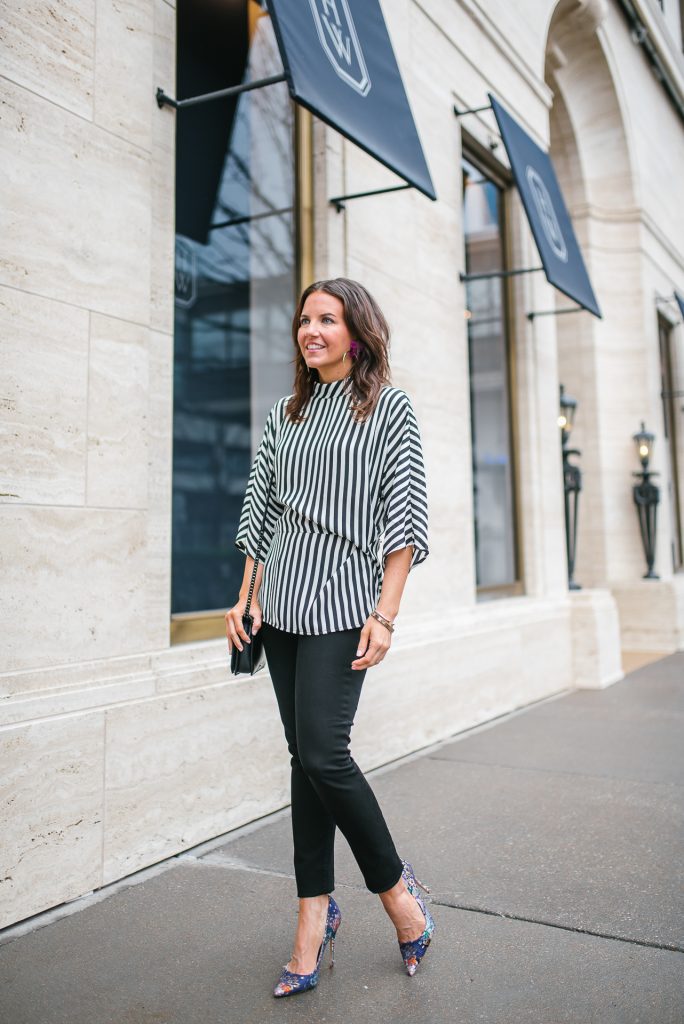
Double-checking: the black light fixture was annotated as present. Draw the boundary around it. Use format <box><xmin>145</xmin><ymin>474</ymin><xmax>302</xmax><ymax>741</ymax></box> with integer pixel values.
<box><xmin>632</xmin><ymin>421</ymin><xmax>660</xmax><ymax>579</ymax></box>
<box><xmin>558</xmin><ymin>383</ymin><xmax>577</xmax><ymax>443</ymax></box>
<box><xmin>559</xmin><ymin>384</ymin><xmax>582</xmax><ymax>590</ymax></box>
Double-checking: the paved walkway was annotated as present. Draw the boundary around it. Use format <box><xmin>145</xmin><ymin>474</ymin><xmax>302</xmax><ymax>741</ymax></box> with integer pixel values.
<box><xmin>1</xmin><ymin>652</ymin><xmax>683</xmax><ymax>1023</ymax></box>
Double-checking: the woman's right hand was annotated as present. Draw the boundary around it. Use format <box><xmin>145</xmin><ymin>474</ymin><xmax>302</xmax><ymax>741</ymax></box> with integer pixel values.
<box><xmin>225</xmin><ymin>596</ymin><xmax>263</xmax><ymax>654</ymax></box>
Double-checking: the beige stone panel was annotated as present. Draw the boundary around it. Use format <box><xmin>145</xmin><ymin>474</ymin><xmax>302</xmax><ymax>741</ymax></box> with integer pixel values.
<box><xmin>0</xmin><ymin>712</ymin><xmax>104</xmax><ymax>930</ymax></box>
<box><xmin>94</xmin><ymin>0</ymin><xmax>154</xmax><ymax>151</ymax></box>
<box><xmin>552</xmin><ymin>61</ymin><xmax>634</xmax><ymax>211</ymax></box>
<box><xmin>315</xmin><ymin>122</ymin><xmax>355</xmax><ymax>279</ymax></box>
<box><xmin>0</xmin><ymin>671</ymin><xmax>155</xmax><ymax>727</ymax></box>
<box><xmin>517</xmin><ymin>604</ymin><xmax>573</xmax><ymax>694</ymax></box>
<box><xmin>639</xmin><ymin>212</ymin><xmax>684</xmax><ymax>291</ymax></box>
<box><xmin>552</xmin><ymin>239</ymin><xmax>612</xmax><ymax>585</ymax></box>
<box><xmin>582</xmin><ymin>240</ymin><xmax>653</xmax><ymax>583</ymax></box>
<box><xmin>0</xmin><ymin>285</ymin><xmax>88</xmax><ymax>505</ymax></box>
<box><xmin>0</xmin><ymin>648</ymin><xmax>153</xmax><ymax>700</ymax></box>
<box><xmin>568</xmin><ymin>588</ymin><xmax>624</xmax><ymax>689</ymax></box>
<box><xmin>505</xmin><ymin>217</ymin><xmax>569</xmax><ymax>600</ymax></box>
<box><xmin>410</xmin><ymin>0</ymin><xmax>553</xmax><ymax>138</ymax></box>
<box><xmin>382</xmin><ymin>0</ymin><xmax>411</xmax><ymax>63</ymax></box>
<box><xmin>379</xmin><ymin>0</ymin><xmax>552</xmax><ymax>212</ymax></box>
<box><xmin>150</xmin><ymin>641</ymin><xmax>231</xmax><ymax>695</ymax></box>
<box><xmin>143</xmin><ymin>328</ymin><xmax>173</xmax><ymax>649</ymax></box>
<box><xmin>0</xmin><ymin>507</ymin><xmax>148</xmax><ymax>673</ymax></box>
<box><xmin>413</xmin><ymin>197</ymin><xmax>464</xmax><ymax>300</ymax></box>
<box><xmin>312</xmin><ymin>121</ymin><xmax>340</xmax><ymax>278</ymax></box>
<box><xmin>343</xmin><ymin>149</ymin><xmax>418</xmax><ymax>268</ymax></box>
<box><xmin>525</xmin><ymin>293</ymin><xmax>568</xmax><ymax>598</ymax></box>
<box><xmin>150</xmin><ymin>0</ymin><xmax>176</xmax><ymax>335</ymax></box>
<box><xmin>601</xmin><ymin>2</ymin><xmax>684</xmax><ymax>248</ymax></box>
<box><xmin>103</xmin><ymin>678</ymin><xmax>288</xmax><ymax>882</ymax></box>
<box><xmin>0</xmin><ymin>78</ymin><xmax>151</xmax><ymax>325</ymax></box>
<box><xmin>86</xmin><ymin>313</ymin><xmax>149</xmax><ymax>509</ymax></box>
<box><xmin>352</xmin><ymin>597</ymin><xmax>573</xmax><ymax>771</ymax></box>
<box><xmin>0</xmin><ymin>0</ymin><xmax>95</xmax><ymax>118</ymax></box>
<box><xmin>611</xmin><ymin>578</ymin><xmax>684</xmax><ymax>652</ymax></box>
<box><xmin>341</xmin><ymin>55</ymin><xmax>464</xmax><ymax>283</ymax></box>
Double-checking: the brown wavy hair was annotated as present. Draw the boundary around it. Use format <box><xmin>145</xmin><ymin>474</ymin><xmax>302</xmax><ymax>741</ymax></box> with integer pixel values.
<box><xmin>285</xmin><ymin>278</ymin><xmax>392</xmax><ymax>425</ymax></box>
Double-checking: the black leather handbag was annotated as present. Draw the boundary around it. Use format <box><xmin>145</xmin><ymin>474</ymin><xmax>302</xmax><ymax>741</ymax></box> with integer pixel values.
<box><xmin>230</xmin><ymin>473</ymin><xmax>274</xmax><ymax>676</ymax></box>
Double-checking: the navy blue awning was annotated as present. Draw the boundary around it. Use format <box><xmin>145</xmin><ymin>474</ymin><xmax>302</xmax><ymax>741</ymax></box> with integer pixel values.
<box><xmin>675</xmin><ymin>291</ymin><xmax>684</xmax><ymax>321</ymax></box>
<box><xmin>489</xmin><ymin>94</ymin><xmax>601</xmax><ymax>319</ymax></box>
<box><xmin>267</xmin><ymin>0</ymin><xmax>436</xmax><ymax>201</ymax></box>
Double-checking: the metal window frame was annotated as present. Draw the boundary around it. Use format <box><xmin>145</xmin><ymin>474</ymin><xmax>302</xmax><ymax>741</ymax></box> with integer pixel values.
<box><xmin>461</xmin><ymin>138</ymin><xmax>525</xmax><ymax>599</ymax></box>
<box><xmin>657</xmin><ymin>312</ymin><xmax>684</xmax><ymax>571</ymax></box>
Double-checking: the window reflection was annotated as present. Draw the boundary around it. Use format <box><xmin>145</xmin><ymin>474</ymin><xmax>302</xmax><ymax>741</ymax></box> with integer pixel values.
<box><xmin>658</xmin><ymin>316</ymin><xmax>683</xmax><ymax>570</ymax></box>
<box><xmin>462</xmin><ymin>157</ymin><xmax>518</xmax><ymax>589</ymax></box>
<box><xmin>172</xmin><ymin>1</ymin><xmax>296</xmax><ymax>616</ymax></box>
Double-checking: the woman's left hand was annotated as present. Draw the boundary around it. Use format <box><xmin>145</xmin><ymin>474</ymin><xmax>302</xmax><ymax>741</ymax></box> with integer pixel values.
<box><xmin>351</xmin><ymin>616</ymin><xmax>392</xmax><ymax>670</ymax></box>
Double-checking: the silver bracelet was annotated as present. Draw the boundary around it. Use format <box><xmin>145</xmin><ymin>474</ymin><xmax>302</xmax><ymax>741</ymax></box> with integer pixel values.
<box><xmin>371</xmin><ymin>608</ymin><xmax>395</xmax><ymax>633</ymax></box>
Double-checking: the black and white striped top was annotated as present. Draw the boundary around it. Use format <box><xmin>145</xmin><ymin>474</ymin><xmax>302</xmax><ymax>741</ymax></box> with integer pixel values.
<box><xmin>234</xmin><ymin>373</ymin><xmax>429</xmax><ymax>634</ymax></box>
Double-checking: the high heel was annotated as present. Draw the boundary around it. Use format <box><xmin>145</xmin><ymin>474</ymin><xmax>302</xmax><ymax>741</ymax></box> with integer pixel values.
<box><xmin>398</xmin><ymin>859</ymin><xmax>435</xmax><ymax>976</ymax></box>
<box><xmin>272</xmin><ymin>894</ymin><xmax>341</xmax><ymax>998</ymax></box>
<box><xmin>401</xmin><ymin>859</ymin><xmax>431</xmax><ymax>897</ymax></box>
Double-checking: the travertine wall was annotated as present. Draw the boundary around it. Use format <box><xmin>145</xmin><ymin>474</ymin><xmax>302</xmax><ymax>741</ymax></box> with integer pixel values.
<box><xmin>1</xmin><ymin>0</ymin><xmax>175</xmax><ymax>675</ymax></box>
<box><xmin>1</xmin><ymin>0</ymin><xmax>681</xmax><ymax>930</ymax></box>
<box><xmin>546</xmin><ymin>0</ymin><xmax>684</xmax><ymax>647</ymax></box>
<box><xmin>1</xmin><ymin>0</ymin><xmax>177</xmax><ymax>926</ymax></box>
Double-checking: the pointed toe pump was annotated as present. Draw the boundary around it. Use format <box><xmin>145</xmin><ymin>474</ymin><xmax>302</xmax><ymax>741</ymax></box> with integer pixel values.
<box><xmin>273</xmin><ymin>894</ymin><xmax>342</xmax><ymax>998</ymax></box>
<box><xmin>398</xmin><ymin>859</ymin><xmax>435</xmax><ymax>977</ymax></box>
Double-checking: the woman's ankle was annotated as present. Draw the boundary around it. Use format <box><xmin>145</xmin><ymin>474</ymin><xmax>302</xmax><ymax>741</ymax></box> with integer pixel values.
<box><xmin>298</xmin><ymin>893</ymin><xmax>329</xmax><ymax>913</ymax></box>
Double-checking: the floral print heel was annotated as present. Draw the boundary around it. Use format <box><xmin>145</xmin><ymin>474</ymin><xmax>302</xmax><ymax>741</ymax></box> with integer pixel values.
<box><xmin>273</xmin><ymin>894</ymin><xmax>341</xmax><ymax>998</ymax></box>
<box><xmin>398</xmin><ymin>859</ymin><xmax>435</xmax><ymax>976</ymax></box>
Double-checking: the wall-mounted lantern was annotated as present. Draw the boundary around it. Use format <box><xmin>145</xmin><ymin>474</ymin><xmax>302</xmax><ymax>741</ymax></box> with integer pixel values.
<box><xmin>632</xmin><ymin>421</ymin><xmax>660</xmax><ymax>579</ymax></box>
<box><xmin>559</xmin><ymin>384</ymin><xmax>582</xmax><ymax>590</ymax></box>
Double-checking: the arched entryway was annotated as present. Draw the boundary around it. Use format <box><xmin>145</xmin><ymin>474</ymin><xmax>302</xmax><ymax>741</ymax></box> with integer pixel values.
<box><xmin>545</xmin><ymin>0</ymin><xmax>643</xmax><ymax>587</ymax></box>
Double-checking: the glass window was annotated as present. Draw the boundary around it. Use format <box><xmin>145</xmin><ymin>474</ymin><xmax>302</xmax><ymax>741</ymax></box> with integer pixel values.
<box><xmin>658</xmin><ymin>315</ymin><xmax>683</xmax><ymax>570</ymax></box>
<box><xmin>172</xmin><ymin>1</ymin><xmax>297</xmax><ymax>624</ymax></box>
<box><xmin>462</xmin><ymin>156</ymin><xmax>519</xmax><ymax>591</ymax></box>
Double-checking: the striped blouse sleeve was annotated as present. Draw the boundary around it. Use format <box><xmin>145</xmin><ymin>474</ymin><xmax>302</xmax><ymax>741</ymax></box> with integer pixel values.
<box><xmin>380</xmin><ymin>394</ymin><xmax>430</xmax><ymax>572</ymax></box>
<box><xmin>234</xmin><ymin>401</ymin><xmax>282</xmax><ymax>561</ymax></box>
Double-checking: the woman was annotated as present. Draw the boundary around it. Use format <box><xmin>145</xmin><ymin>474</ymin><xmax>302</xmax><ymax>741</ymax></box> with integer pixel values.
<box><xmin>226</xmin><ymin>278</ymin><xmax>434</xmax><ymax>997</ymax></box>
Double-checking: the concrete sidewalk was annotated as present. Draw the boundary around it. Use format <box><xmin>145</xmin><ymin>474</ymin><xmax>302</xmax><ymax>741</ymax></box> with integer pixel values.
<box><xmin>1</xmin><ymin>652</ymin><xmax>683</xmax><ymax>1024</ymax></box>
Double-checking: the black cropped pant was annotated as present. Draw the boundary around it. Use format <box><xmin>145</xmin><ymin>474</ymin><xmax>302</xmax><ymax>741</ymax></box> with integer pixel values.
<box><xmin>260</xmin><ymin>621</ymin><xmax>404</xmax><ymax>898</ymax></box>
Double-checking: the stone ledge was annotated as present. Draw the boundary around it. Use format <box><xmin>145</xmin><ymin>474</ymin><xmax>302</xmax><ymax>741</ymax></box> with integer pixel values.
<box><xmin>568</xmin><ymin>588</ymin><xmax>624</xmax><ymax>689</ymax></box>
<box><xmin>609</xmin><ymin>576</ymin><xmax>684</xmax><ymax>653</ymax></box>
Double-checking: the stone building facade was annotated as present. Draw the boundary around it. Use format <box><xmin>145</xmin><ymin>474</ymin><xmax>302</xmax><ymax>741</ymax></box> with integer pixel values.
<box><xmin>2</xmin><ymin>0</ymin><xmax>683</xmax><ymax>929</ymax></box>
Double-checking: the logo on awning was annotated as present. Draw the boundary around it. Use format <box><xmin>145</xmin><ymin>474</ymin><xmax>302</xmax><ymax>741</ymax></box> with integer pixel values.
<box><xmin>175</xmin><ymin>238</ymin><xmax>197</xmax><ymax>308</ymax></box>
<box><xmin>308</xmin><ymin>0</ymin><xmax>370</xmax><ymax>97</ymax></box>
<box><xmin>489</xmin><ymin>93</ymin><xmax>600</xmax><ymax>317</ymax></box>
<box><xmin>525</xmin><ymin>165</ymin><xmax>568</xmax><ymax>263</ymax></box>
<box><xmin>267</xmin><ymin>0</ymin><xmax>435</xmax><ymax>201</ymax></box>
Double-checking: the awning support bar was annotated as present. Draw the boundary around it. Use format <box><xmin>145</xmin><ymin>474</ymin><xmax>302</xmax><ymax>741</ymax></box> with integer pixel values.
<box><xmin>329</xmin><ymin>183</ymin><xmax>413</xmax><ymax>213</ymax></box>
<box><xmin>210</xmin><ymin>205</ymin><xmax>293</xmax><ymax>231</ymax></box>
<box><xmin>527</xmin><ymin>306</ymin><xmax>585</xmax><ymax>321</ymax></box>
<box><xmin>459</xmin><ymin>266</ymin><xmax>543</xmax><ymax>282</ymax></box>
<box><xmin>156</xmin><ymin>72</ymin><xmax>287</xmax><ymax>110</ymax></box>
<box><xmin>453</xmin><ymin>103</ymin><xmax>492</xmax><ymax>118</ymax></box>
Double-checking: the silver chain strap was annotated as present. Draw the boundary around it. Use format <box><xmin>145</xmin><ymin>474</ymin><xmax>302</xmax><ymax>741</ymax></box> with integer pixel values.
<box><xmin>244</xmin><ymin>473</ymin><xmax>274</xmax><ymax>616</ymax></box>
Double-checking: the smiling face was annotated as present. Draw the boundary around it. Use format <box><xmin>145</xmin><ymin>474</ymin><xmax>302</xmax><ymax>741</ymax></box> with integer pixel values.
<box><xmin>297</xmin><ymin>291</ymin><xmax>354</xmax><ymax>382</ymax></box>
